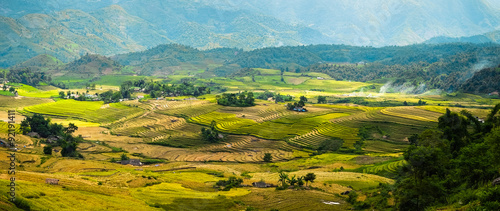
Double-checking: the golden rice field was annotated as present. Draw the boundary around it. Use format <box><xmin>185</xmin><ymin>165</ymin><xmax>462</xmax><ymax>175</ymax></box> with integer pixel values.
<box><xmin>23</xmin><ymin>99</ymin><xmax>144</xmax><ymax>124</ymax></box>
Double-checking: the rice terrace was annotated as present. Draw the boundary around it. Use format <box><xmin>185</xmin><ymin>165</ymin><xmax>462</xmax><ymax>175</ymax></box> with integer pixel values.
<box><xmin>1</xmin><ymin>1</ymin><xmax>500</xmax><ymax>210</ymax></box>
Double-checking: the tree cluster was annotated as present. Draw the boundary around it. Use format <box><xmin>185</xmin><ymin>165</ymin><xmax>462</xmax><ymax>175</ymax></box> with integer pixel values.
<box><xmin>21</xmin><ymin>114</ymin><xmax>81</xmax><ymax>158</ymax></box>
<box><xmin>395</xmin><ymin>104</ymin><xmax>500</xmax><ymax>210</ymax></box>
<box><xmin>277</xmin><ymin>172</ymin><xmax>316</xmax><ymax>190</ymax></box>
<box><xmin>215</xmin><ymin>176</ymin><xmax>243</xmax><ymax>191</ymax></box>
<box><xmin>216</xmin><ymin>91</ymin><xmax>255</xmax><ymax>107</ymax></box>
<box><xmin>7</xmin><ymin>67</ymin><xmax>51</xmax><ymax>86</ymax></box>
<box><xmin>286</xmin><ymin>96</ymin><xmax>307</xmax><ymax>111</ymax></box>
<box><xmin>201</xmin><ymin>121</ymin><xmax>222</xmax><ymax>143</ymax></box>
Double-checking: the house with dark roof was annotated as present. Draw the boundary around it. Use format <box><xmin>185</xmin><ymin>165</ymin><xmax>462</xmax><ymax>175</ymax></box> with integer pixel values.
<box><xmin>293</xmin><ymin>107</ymin><xmax>307</xmax><ymax>112</ymax></box>
<box><xmin>121</xmin><ymin>159</ymin><xmax>142</xmax><ymax>166</ymax></box>
<box><xmin>252</xmin><ymin>181</ymin><xmax>273</xmax><ymax>188</ymax></box>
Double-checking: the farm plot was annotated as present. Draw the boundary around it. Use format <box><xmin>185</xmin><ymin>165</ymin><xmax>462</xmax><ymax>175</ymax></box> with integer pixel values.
<box><xmin>109</xmin><ymin>112</ymin><xmax>185</xmax><ymax>137</ymax></box>
<box><xmin>380</xmin><ymin>106</ymin><xmax>440</xmax><ymax>122</ymax></box>
<box><xmin>23</xmin><ymin>100</ymin><xmax>144</xmax><ymax>124</ymax></box>
<box><xmin>418</xmin><ymin>105</ymin><xmax>491</xmax><ymax>119</ymax></box>
<box><xmin>190</xmin><ymin>111</ymin><xmax>257</xmax><ymax>132</ymax></box>
<box><xmin>0</xmin><ymin>95</ymin><xmax>54</xmax><ymax>111</ymax></box>
<box><xmin>158</xmin><ymin>103</ymin><xmax>222</xmax><ymax>118</ymax></box>
<box><xmin>361</xmin><ymin>159</ymin><xmax>408</xmax><ymax>174</ymax></box>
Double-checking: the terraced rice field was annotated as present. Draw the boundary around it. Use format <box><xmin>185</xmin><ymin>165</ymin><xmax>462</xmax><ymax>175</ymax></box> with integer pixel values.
<box><xmin>0</xmin><ymin>95</ymin><xmax>54</xmax><ymax>111</ymax></box>
<box><xmin>190</xmin><ymin>111</ymin><xmax>256</xmax><ymax>132</ymax></box>
<box><xmin>108</xmin><ymin>112</ymin><xmax>185</xmax><ymax>137</ymax></box>
<box><xmin>380</xmin><ymin>106</ymin><xmax>440</xmax><ymax>122</ymax></box>
<box><xmin>24</xmin><ymin>100</ymin><xmax>144</xmax><ymax>124</ymax></box>
<box><xmin>362</xmin><ymin>159</ymin><xmax>408</xmax><ymax>174</ymax></box>
<box><xmin>287</xmin><ymin>129</ymin><xmax>332</xmax><ymax>148</ymax></box>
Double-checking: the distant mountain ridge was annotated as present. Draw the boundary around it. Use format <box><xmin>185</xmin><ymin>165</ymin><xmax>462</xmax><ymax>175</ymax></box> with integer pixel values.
<box><xmin>1</xmin><ymin>0</ymin><xmax>499</xmax><ymax>68</ymax></box>
<box><xmin>0</xmin><ymin>1</ymin><xmax>331</xmax><ymax>67</ymax></box>
<box><xmin>425</xmin><ymin>30</ymin><xmax>500</xmax><ymax>44</ymax></box>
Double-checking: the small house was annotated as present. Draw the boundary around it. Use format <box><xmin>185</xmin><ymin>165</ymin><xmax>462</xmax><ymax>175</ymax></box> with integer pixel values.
<box><xmin>316</xmin><ymin>77</ymin><xmax>324</xmax><ymax>80</ymax></box>
<box><xmin>293</xmin><ymin>107</ymin><xmax>307</xmax><ymax>112</ymax></box>
<box><xmin>121</xmin><ymin>159</ymin><xmax>142</xmax><ymax>166</ymax></box>
<box><xmin>47</xmin><ymin>135</ymin><xmax>62</xmax><ymax>143</ymax></box>
<box><xmin>252</xmin><ymin>181</ymin><xmax>273</xmax><ymax>188</ymax></box>
<box><xmin>27</xmin><ymin>132</ymin><xmax>40</xmax><ymax>138</ymax></box>
<box><xmin>45</xmin><ymin>178</ymin><xmax>59</xmax><ymax>185</ymax></box>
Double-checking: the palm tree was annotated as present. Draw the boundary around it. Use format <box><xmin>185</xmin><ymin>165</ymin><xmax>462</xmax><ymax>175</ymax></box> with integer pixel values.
<box><xmin>278</xmin><ymin>172</ymin><xmax>289</xmax><ymax>188</ymax></box>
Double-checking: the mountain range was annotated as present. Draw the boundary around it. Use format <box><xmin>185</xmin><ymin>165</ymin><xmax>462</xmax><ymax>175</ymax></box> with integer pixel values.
<box><xmin>1</xmin><ymin>0</ymin><xmax>499</xmax><ymax>67</ymax></box>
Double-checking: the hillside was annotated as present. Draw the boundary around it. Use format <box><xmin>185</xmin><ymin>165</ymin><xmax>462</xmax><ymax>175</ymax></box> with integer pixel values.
<box><xmin>425</xmin><ymin>30</ymin><xmax>500</xmax><ymax>44</ymax></box>
<box><xmin>2</xmin><ymin>0</ymin><xmax>500</xmax><ymax>68</ymax></box>
<box><xmin>63</xmin><ymin>54</ymin><xmax>125</xmax><ymax>78</ymax></box>
<box><xmin>0</xmin><ymin>2</ymin><xmax>331</xmax><ymax>68</ymax></box>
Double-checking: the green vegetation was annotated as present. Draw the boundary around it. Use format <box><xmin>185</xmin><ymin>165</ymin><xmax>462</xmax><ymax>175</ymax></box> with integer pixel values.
<box><xmin>393</xmin><ymin>104</ymin><xmax>500</xmax><ymax>210</ymax></box>
<box><xmin>216</xmin><ymin>92</ymin><xmax>255</xmax><ymax>107</ymax></box>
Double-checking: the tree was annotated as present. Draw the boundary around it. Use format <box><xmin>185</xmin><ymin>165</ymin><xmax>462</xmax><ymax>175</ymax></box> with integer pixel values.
<box><xmin>300</xmin><ymin>96</ymin><xmax>308</xmax><ymax>102</ymax></box>
<box><xmin>64</xmin><ymin>123</ymin><xmax>78</xmax><ymax>135</ymax></box>
<box><xmin>288</xmin><ymin>175</ymin><xmax>298</xmax><ymax>186</ymax></box>
<box><xmin>9</xmin><ymin>87</ymin><xmax>15</xmax><ymax>92</ymax></box>
<box><xmin>304</xmin><ymin>173</ymin><xmax>316</xmax><ymax>187</ymax></box>
<box><xmin>317</xmin><ymin>96</ymin><xmax>327</xmax><ymax>104</ymax></box>
<box><xmin>216</xmin><ymin>176</ymin><xmax>243</xmax><ymax>191</ymax></box>
<box><xmin>43</xmin><ymin>146</ymin><xmax>52</xmax><ymax>155</ymax></box>
<box><xmin>121</xmin><ymin>153</ymin><xmax>129</xmax><ymax>161</ymax></box>
<box><xmin>278</xmin><ymin>172</ymin><xmax>289</xmax><ymax>189</ymax></box>
<box><xmin>297</xmin><ymin>176</ymin><xmax>305</xmax><ymax>187</ymax></box>
<box><xmin>20</xmin><ymin>119</ymin><xmax>30</xmax><ymax>135</ymax></box>
<box><xmin>263</xmin><ymin>153</ymin><xmax>272</xmax><ymax>162</ymax></box>
<box><xmin>403</xmin><ymin>101</ymin><xmax>408</xmax><ymax>106</ymax></box>
<box><xmin>59</xmin><ymin>91</ymin><xmax>65</xmax><ymax>98</ymax></box>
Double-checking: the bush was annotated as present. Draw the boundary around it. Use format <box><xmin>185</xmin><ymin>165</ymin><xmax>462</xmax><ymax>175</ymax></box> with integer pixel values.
<box><xmin>263</xmin><ymin>153</ymin><xmax>272</xmax><ymax>162</ymax></box>
<box><xmin>43</xmin><ymin>146</ymin><xmax>52</xmax><ymax>155</ymax></box>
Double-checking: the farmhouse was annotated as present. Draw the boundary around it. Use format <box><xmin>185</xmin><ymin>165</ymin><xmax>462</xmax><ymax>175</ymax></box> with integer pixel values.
<box><xmin>46</xmin><ymin>178</ymin><xmax>59</xmax><ymax>185</ymax></box>
<box><xmin>293</xmin><ymin>107</ymin><xmax>307</xmax><ymax>112</ymax></box>
<box><xmin>252</xmin><ymin>181</ymin><xmax>274</xmax><ymax>188</ymax></box>
<box><xmin>121</xmin><ymin>159</ymin><xmax>142</xmax><ymax>166</ymax></box>
<box><xmin>27</xmin><ymin>132</ymin><xmax>40</xmax><ymax>138</ymax></box>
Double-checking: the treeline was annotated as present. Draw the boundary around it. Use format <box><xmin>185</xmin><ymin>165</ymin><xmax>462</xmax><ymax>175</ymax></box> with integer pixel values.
<box><xmin>216</xmin><ymin>91</ymin><xmax>255</xmax><ymax>107</ymax></box>
<box><xmin>392</xmin><ymin>105</ymin><xmax>500</xmax><ymax>210</ymax></box>
<box><xmin>7</xmin><ymin>67</ymin><xmax>51</xmax><ymax>86</ymax></box>
<box><xmin>256</xmin><ymin>90</ymin><xmax>294</xmax><ymax>102</ymax></box>
<box><xmin>119</xmin><ymin>79</ymin><xmax>211</xmax><ymax>99</ymax></box>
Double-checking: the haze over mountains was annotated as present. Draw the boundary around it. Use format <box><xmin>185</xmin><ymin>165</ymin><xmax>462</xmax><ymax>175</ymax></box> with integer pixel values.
<box><xmin>1</xmin><ymin>0</ymin><xmax>499</xmax><ymax>67</ymax></box>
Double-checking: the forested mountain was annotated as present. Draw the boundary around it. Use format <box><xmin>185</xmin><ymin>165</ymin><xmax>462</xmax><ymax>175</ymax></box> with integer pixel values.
<box><xmin>425</xmin><ymin>30</ymin><xmax>500</xmax><ymax>44</ymax></box>
<box><xmin>0</xmin><ymin>1</ymin><xmax>330</xmax><ymax>67</ymax></box>
<box><xmin>460</xmin><ymin>65</ymin><xmax>500</xmax><ymax>94</ymax></box>
<box><xmin>2</xmin><ymin>0</ymin><xmax>500</xmax><ymax>68</ymax></box>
